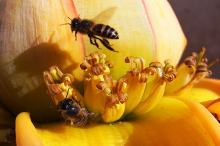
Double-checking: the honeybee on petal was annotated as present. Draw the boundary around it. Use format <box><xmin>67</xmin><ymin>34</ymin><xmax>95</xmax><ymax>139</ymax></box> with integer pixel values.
<box><xmin>55</xmin><ymin>89</ymin><xmax>89</xmax><ymax>127</ymax></box>
<box><xmin>61</xmin><ymin>7</ymin><xmax>119</xmax><ymax>52</ymax></box>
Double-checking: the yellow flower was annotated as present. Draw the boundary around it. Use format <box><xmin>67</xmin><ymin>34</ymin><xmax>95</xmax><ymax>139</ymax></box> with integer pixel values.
<box><xmin>0</xmin><ymin>0</ymin><xmax>186</xmax><ymax>123</ymax></box>
<box><xmin>0</xmin><ymin>0</ymin><xmax>220</xmax><ymax>146</ymax></box>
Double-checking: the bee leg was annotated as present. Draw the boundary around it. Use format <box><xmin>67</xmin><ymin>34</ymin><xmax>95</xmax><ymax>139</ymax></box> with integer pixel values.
<box><xmin>88</xmin><ymin>35</ymin><xmax>101</xmax><ymax>49</ymax></box>
<box><xmin>102</xmin><ymin>38</ymin><xmax>113</xmax><ymax>46</ymax></box>
<box><xmin>90</xmin><ymin>35</ymin><xmax>118</xmax><ymax>52</ymax></box>
<box><xmin>58</xmin><ymin>111</ymin><xmax>62</xmax><ymax>117</ymax></box>
<box><xmin>71</xmin><ymin>96</ymin><xmax>81</xmax><ymax>106</ymax></box>
<box><xmin>94</xmin><ymin>39</ymin><xmax>102</xmax><ymax>50</ymax></box>
<box><xmin>99</xmin><ymin>39</ymin><xmax>118</xmax><ymax>52</ymax></box>
<box><xmin>88</xmin><ymin>35</ymin><xmax>95</xmax><ymax>45</ymax></box>
<box><xmin>75</xmin><ymin>30</ymin><xmax>78</xmax><ymax>41</ymax></box>
<box><xmin>70</xmin><ymin>120</ymin><xmax>74</xmax><ymax>126</ymax></box>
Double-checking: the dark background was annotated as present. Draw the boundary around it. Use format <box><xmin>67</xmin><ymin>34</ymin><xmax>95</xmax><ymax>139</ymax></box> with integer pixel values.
<box><xmin>169</xmin><ymin>0</ymin><xmax>220</xmax><ymax>79</ymax></box>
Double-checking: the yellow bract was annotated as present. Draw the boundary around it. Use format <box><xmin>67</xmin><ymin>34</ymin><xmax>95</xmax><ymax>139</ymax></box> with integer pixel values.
<box><xmin>15</xmin><ymin>95</ymin><xmax>220</xmax><ymax>145</ymax></box>
<box><xmin>165</xmin><ymin>63</ymin><xmax>195</xmax><ymax>94</ymax></box>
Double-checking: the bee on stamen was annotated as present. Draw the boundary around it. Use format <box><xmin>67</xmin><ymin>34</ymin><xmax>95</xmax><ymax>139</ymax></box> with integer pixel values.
<box><xmin>55</xmin><ymin>88</ymin><xmax>89</xmax><ymax>127</ymax></box>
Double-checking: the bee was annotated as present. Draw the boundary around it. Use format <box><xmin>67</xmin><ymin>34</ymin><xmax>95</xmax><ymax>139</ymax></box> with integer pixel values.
<box><xmin>56</xmin><ymin>89</ymin><xmax>88</xmax><ymax>127</ymax></box>
<box><xmin>4</xmin><ymin>127</ymin><xmax>16</xmax><ymax>145</ymax></box>
<box><xmin>61</xmin><ymin>7</ymin><xmax>119</xmax><ymax>52</ymax></box>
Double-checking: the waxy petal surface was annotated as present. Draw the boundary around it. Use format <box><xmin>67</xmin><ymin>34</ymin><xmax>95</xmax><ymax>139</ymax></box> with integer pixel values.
<box><xmin>172</xmin><ymin>78</ymin><xmax>220</xmax><ymax>107</ymax></box>
<box><xmin>74</xmin><ymin>0</ymin><xmax>186</xmax><ymax>80</ymax></box>
<box><xmin>0</xmin><ymin>0</ymin><xmax>85</xmax><ymax>123</ymax></box>
<box><xmin>16</xmin><ymin>112</ymin><xmax>43</xmax><ymax>146</ymax></box>
<box><xmin>16</xmin><ymin>97</ymin><xmax>219</xmax><ymax>145</ymax></box>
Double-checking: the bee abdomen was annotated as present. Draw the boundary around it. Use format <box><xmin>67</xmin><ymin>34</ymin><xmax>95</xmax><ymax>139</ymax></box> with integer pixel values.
<box><xmin>72</xmin><ymin>114</ymin><xmax>88</xmax><ymax>127</ymax></box>
<box><xmin>92</xmin><ymin>24</ymin><xmax>119</xmax><ymax>39</ymax></box>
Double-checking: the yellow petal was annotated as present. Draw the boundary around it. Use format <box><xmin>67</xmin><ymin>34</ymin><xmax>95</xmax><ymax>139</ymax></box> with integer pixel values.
<box><xmin>194</xmin><ymin>78</ymin><xmax>220</xmax><ymax>97</ymax></box>
<box><xmin>84</xmin><ymin>75</ymin><xmax>105</xmax><ymax>114</ymax></box>
<box><xmin>129</xmin><ymin>97</ymin><xmax>217</xmax><ymax>145</ymax></box>
<box><xmin>37</xmin><ymin>120</ymin><xmax>133</xmax><ymax>146</ymax></box>
<box><xmin>170</xmin><ymin>78</ymin><xmax>220</xmax><ymax>107</ymax></box>
<box><xmin>206</xmin><ymin>98</ymin><xmax>220</xmax><ymax>123</ymax></box>
<box><xmin>74</xmin><ymin>0</ymin><xmax>186</xmax><ymax>80</ymax></box>
<box><xmin>18</xmin><ymin>97</ymin><xmax>219</xmax><ymax>145</ymax></box>
<box><xmin>165</xmin><ymin>63</ymin><xmax>195</xmax><ymax>94</ymax></box>
<box><xmin>16</xmin><ymin>112</ymin><xmax>43</xmax><ymax>146</ymax></box>
<box><xmin>132</xmin><ymin>81</ymin><xmax>166</xmax><ymax>115</ymax></box>
<box><xmin>130</xmin><ymin>67</ymin><xmax>165</xmax><ymax>115</ymax></box>
<box><xmin>142</xmin><ymin>0</ymin><xmax>187</xmax><ymax>64</ymax></box>
<box><xmin>102</xmin><ymin>103</ymin><xmax>125</xmax><ymax>123</ymax></box>
<box><xmin>124</xmin><ymin>73</ymin><xmax>146</xmax><ymax>115</ymax></box>
<box><xmin>174</xmin><ymin>97</ymin><xmax>220</xmax><ymax>145</ymax></box>
<box><xmin>0</xmin><ymin>0</ymin><xmax>85</xmax><ymax>123</ymax></box>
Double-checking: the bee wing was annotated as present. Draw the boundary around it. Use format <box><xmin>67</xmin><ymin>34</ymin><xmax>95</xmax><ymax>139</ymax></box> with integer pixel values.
<box><xmin>91</xmin><ymin>7</ymin><xmax>117</xmax><ymax>24</ymax></box>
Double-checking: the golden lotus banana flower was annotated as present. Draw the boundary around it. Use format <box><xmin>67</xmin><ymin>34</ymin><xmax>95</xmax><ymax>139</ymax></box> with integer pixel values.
<box><xmin>80</xmin><ymin>52</ymin><xmax>114</xmax><ymax>117</ymax></box>
<box><xmin>44</xmin><ymin>52</ymin><xmax>178</xmax><ymax>124</ymax></box>
<box><xmin>96</xmin><ymin>74</ymin><xmax>128</xmax><ymax>122</ymax></box>
<box><xmin>0</xmin><ymin>0</ymin><xmax>186</xmax><ymax>123</ymax></box>
<box><xmin>43</xmin><ymin>65</ymin><xmax>84</xmax><ymax>107</ymax></box>
<box><xmin>2</xmin><ymin>0</ymin><xmax>220</xmax><ymax>145</ymax></box>
<box><xmin>124</xmin><ymin>58</ymin><xmax>178</xmax><ymax>117</ymax></box>
<box><xmin>165</xmin><ymin>47</ymin><xmax>218</xmax><ymax>95</ymax></box>
<box><xmin>43</xmin><ymin>65</ymin><xmax>93</xmax><ymax>126</ymax></box>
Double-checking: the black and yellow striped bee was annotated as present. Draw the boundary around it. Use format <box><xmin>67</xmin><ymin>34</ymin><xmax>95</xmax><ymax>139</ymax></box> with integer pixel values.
<box><xmin>62</xmin><ymin>7</ymin><xmax>119</xmax><ymax>52</ymax></box>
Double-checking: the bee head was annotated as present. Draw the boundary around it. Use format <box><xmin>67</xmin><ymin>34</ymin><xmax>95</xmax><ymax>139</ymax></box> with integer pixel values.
<box><xmin>71</xmin><ymin>18</ymin><xmax>80</xmax><ymax>32</ymax></box>
<box><xmin>57</xmin><ymin>98</ymin><xmax>73</xmax><ymax>110</ymax></box>
<box><xmin>64</xmin><ymin>104</ymin><xmax>80</xmax><ymax>118</ymax></box>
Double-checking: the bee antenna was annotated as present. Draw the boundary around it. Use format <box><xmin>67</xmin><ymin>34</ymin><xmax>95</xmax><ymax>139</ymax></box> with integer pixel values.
<box><xmin>65</xmin><ymin>88</ymin><xmax>70</xmax><ymax>99</ymax></box>
<box><xmin>60</xmin><ymin>23</ymin><xmax>71</xmax><ymax>26</ymax></box>
<box><xmin>67</xmin><ymin>17</ymin><xmax>72</xmax><ymax>21</ymax></box>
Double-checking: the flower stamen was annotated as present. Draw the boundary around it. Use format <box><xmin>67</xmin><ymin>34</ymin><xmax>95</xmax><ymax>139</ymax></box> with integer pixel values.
<box><xmin>165</xmin><ymin>47</ymin><xmax>218</xmax><ymax>95</ymax></box>
<box><xmin>163</xmin><ymin>59</ymin><xmax>171</xmax><ymax>72</ymax></box>
<box><xmin>196</xmin><ymin>47</ymin><xmax>206</xmax><ymax>66</ymax></box>
<box><xmin>207</xmin><ymin>59</ymin><xmax>219</xmax><ymax>69</ymax></box>
<box><xmin>43</xmin><ymin>66</ymin><xmax>84</xmax><ymax>107</ymax></box>
<box><xmin>97</xmin><ymin>74</ymin><xmax>128</xmax><ymax>107</ymax></box>
<box><xmin>80</xmin><ymin>52</ymin><xmax>112</xmax><ymax>76</ymax></box>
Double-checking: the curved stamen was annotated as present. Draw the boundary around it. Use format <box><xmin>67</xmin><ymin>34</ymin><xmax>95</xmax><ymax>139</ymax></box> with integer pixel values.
<box><xmin>47</xmin><ymin>84</ymin><xmax>64</xmax><ymax>96</ymax></box>
<box><xmin>105</xmin><ymin>61</ymin><xmax>114</xmax><ymax>68</ymax></box>
<box><xmin>138</xmin><ymin>67</ymin><xmax>156</xmax><ymax>83</ymax></box>
<box><xmin>97</xmin><ymin>74</ymin><xmax>128</xmax><ymax>107</ymax></box>
<box><xmin>128</xmin><ymin>68</ymin><xmax>141</xmax><ymax>76</ymax></box>
<box><xmin>43</xmin><ymin>71</ymin><xmax>56</xmax><ymax>85</ymax></box>
<box><xmin>163</xmin><ymin>59</ymin><xmax>171</xmax><ymax>72</ymax></box>
<box><xmin>196</xmin><ymin>47</ymin><xmax>206</xmax><ymax>66</ymax></box>
<box><xmin>61</xmin><ymin>73</ymin><xmax>74</xmax><ymax>85</ymax></box>
<box><xmin>91</xmin><ymin>64</ymin><xmax>106</xmax><ymax>75</ymax></box>
<box><xmin>80</xmin><ymin>62</ymin><xmax>91</xmax><ymax>70</ymax></box>
<box><xmin>207</xmin><ymin>59</ymin><xmax>218</xmax><ymax>69</ymax></box>
<box><xmin>163</xmin><ymin>70</ymin><xmax>178</xmax><ymax>82</ymax></box>
<box><xmin>149</xmin><ymin>62</ymin><xmax>163</xmax><ymax>69</ymax></box>
<box><xmin>80</xmin><ymin>52</ymin><xmax>113</xmax><ymax>75</ymax></box>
